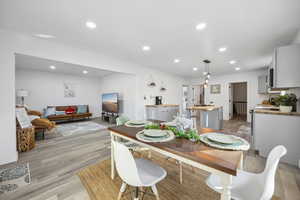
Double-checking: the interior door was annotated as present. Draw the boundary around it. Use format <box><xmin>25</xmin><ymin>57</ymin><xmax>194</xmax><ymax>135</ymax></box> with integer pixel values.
<box><xmin>228</xmin><ymin>83</ymin><xmax>233</xmax><ymax>120</ymax></box>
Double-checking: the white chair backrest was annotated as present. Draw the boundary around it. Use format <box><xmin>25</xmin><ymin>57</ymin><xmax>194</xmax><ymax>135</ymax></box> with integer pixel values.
<box><xmin>112</xmin><ymin>141</ymin><xmax>142</xmax><ymax>186</ymax></box>
<box><xmin>261</xmin><ymin>145</ymin><xmax>287</xmax><ymax>200</ymax></box>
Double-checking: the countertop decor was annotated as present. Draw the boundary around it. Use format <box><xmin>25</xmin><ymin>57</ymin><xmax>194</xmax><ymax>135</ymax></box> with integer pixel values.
<box><xmin>273</xmin><ymin>93</ymin><xmax>297</xmax><ymax>112</ymax></box>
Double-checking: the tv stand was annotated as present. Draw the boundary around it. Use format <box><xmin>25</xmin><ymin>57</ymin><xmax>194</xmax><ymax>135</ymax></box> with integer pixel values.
<box><xmin>101</xmin><ymin>112</ymin><xmax>118</xmax><ymax>124</ymax></box>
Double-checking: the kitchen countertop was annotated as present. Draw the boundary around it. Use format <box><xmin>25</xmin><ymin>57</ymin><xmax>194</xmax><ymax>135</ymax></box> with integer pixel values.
<box><xmin>254</xmin><ymin>109</ymin><xmax>300</xmax><ymax>116</ymax></box>
<box><xmin>187</xmin><ymin>106</ymin><xmax>221</xmax><ymax>111</ymax></box>
<box><xmin>145</xmin><ymin>104</ymin><xmax>179</xmax><ymax>107</ymax></box>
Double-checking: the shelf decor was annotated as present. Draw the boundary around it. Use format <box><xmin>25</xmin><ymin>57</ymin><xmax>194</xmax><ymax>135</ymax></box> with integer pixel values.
<box><xmin>147</xmin><ymin>75</ymin><xmax>156</xmax><ymax>87</ymax></box>
<box><xmin>160</xmin><ymin>81</ymin><xmax>167</xmax><ymax>91</ymax></box>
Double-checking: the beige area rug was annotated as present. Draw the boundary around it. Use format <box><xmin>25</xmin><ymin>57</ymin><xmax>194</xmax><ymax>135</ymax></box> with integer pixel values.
<box><xmin>0</xmin><ymin>163</ymin><xmax>31</xmax><ymax>195</ymax></box>
<box><xmin>78</xmin><ymin>154</ymin><xmax>279</xmax><ymax>200</ymax></box>
<box><xmin>56</xmin><ymin>121</ymin><xmax>107</xmax><ymax>137</ymax></box>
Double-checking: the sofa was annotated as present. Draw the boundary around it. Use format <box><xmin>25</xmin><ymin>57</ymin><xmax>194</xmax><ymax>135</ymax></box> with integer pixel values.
<box><xmin>46</xmin><ymin>105</ymin><xmax>92</xmax><ymax>122</ymax></box>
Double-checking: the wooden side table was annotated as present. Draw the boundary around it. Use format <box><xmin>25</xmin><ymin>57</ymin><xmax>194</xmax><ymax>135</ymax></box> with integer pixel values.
<box><xmin>16</xmin><ymin>126</ymin><xmax>35</xmax><ymax>152</ymax></box>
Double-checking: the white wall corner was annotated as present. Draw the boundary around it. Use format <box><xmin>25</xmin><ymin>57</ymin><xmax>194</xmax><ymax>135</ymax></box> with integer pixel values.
<box><xmin>0</xmin><ymin>151</ymin><xmax>18</xmax><ymax>165</ymax></box>
<box><xmin>293</xmin><ymin>29</ymin><xmax>300</xmax><ymax>44</ymax></box>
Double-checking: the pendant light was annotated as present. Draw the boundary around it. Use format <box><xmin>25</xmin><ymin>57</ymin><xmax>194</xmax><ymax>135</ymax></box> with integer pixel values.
<box><xmin>203</xmin><ymin>59</ymin><xmax>211</xmax><ymax>88</ymax></box>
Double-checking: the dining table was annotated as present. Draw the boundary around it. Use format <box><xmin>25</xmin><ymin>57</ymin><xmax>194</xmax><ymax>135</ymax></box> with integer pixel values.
<box><xmin>108</xmin><ymin>125</ymin><xmax>244</xmax><ymax>200</ymax></box>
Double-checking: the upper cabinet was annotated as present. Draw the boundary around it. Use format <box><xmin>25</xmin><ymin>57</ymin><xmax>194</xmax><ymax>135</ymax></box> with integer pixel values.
<box><xmin>269</xmin><ymin>44</ymin><xmax>300</xmax><ymax>88</ymax></box>
<box><xmin>258</xmin><ymin>75</ymin><xmax>268</xmax><ymax>94</ymax></box>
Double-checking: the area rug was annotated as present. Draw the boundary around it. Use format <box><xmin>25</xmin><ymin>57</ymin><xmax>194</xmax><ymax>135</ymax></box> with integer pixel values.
<box><xmin>56</xmin><ymin>121</ymin><xmax>107</xmax><ymax>137</ymax></box>
<box><xmin>0</xmin><ymin>163</ymin><xmax>31</xmax><ymax>194</ymax></box>
<box><xmin>78</xmin><ymin>154</ymin><xmax>280</xmax><ymax>200</ymax></box>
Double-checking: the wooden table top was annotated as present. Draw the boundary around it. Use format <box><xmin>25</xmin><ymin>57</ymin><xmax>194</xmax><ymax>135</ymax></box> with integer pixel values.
<box><xmin>108</xmin><ymin>126</ymin><xmax>242</xmax><ymax>176</ymax></box>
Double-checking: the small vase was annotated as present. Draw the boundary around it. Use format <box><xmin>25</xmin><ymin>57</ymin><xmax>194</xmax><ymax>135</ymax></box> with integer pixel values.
<box><xmin>279</xmin><ymin>105</ymin><xmax>292</xmax><ymax>113</ymax></box>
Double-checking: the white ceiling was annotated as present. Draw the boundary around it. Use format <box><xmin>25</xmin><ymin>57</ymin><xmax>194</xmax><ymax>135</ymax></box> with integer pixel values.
<box><xmin>1</xmin><ymin>0</ymin><xmax>300</xmax><ymax>77</ymax></box>
<box><xmin>15</xmin><ymin>54</ymin><xmax>115</xmax><ymax>78</ymax></box>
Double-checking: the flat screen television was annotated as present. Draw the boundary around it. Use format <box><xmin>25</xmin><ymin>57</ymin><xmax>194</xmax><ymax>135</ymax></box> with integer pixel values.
<box><xmin>102</xmin><ymin>93</ymin><xmax>119</xmax><ymax>113</ymax></box>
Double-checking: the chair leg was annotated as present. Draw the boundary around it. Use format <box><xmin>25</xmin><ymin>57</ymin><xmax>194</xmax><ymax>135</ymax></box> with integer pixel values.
<box><xmin>151</xmin><ymin>185</ymin><xmax>160</xmax><ymax>200</ymax></box>
<box><xmin>134</xmin><ymin>187</ymin><xmax>139</xmax><ymax>200</ymax></box>
<box><xmin>148</xmin><ymin>150</ymin><xmax>152</xmax><ymax>159</ymax></box>
<box><xmin>117</xmin><ymin>182</ymin><xmax>127</xmax><ymax>200</ymax></box>
<box><xmin>179</xmin><ymin>161</ymin><xmax>183</xmax><ymax>184</ymax></box>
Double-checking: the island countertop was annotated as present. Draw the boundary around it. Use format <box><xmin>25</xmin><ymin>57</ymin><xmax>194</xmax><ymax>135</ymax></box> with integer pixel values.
<box><xmin>145</xmin><ymin>104</ymin><xmax>179</xmax><ymax>107</ymax></box>
<box><xmin>187</xmin><ymin>106</ymin><xmax>221</xmax><ymax>111</ymax></box>
<box><xmin>254</xmin><ymin>109</ymin><xmax>300</xmax><ymax>116</ymax></box>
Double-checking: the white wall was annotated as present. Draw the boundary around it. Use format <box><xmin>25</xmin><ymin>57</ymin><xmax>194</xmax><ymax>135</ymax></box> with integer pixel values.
<box><xmin>0</xmin><ymin>30</ymin><xmax>185</xmax><ymax>164</ymax></box>
<box><xmin>188</xmin><ymin>69</ymin><xmax>269</xmax><ymax>122</ymax></box>
<box><xmin>16</xmin><ymin>69</ymin><xmax>102</xmax><ymax>117</ymax></box>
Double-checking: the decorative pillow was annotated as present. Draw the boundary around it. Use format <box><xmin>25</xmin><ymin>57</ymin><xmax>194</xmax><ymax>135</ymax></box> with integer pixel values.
<box><xmin>55</xmin><ymin>111</ymin><xmax>65</xmax><ymax>115</ymax></box>
<box><xmin>45</xmin><ymin>107</ymin><xmax>56</xmax><ymax>117</ymax></box>
<box><xmin>65</xmin><ymin>107</ymin><xmax>76</xmax><ymax>114</ymax></box>
<box><xmin>28</xmin><ymin>115</ymin><xmax>40</xmax><ymax>121</ymax></box>
<box><xmin>77</xmin><ymin>105</ymin><xmax>88</xmax><ymax>114</ymax></box>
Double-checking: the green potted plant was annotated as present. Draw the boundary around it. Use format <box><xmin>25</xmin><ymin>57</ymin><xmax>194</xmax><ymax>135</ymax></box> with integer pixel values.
<box><xmin>274</xmin><ymin>93</ymin><xmax>298</xmax><ymax>112</ymax></box>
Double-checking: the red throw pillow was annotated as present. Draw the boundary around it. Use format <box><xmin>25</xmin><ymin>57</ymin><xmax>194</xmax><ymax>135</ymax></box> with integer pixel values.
<box><xmin>65</xmin><ymin>107</ymin><xmax>76</xmax><ymax>114</ymax></box>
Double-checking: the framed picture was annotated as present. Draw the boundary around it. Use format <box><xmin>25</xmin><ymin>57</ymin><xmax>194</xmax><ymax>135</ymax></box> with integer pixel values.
<box><xmin>64</xmin><ymin>82</ymin><xmax>76</xmax><ymax>97</ymax></box>
<box><xmin>210</xmin><ymin>84</ymin><xmax>221</xmax><ymax>94</ymax></box>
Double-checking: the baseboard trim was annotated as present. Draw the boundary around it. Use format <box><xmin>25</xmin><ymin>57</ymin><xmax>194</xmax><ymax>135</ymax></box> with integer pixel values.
<box><xmin>0</xmin><ymin>150</ymin><xmax>18</xmax><ymax>166</ymax></box>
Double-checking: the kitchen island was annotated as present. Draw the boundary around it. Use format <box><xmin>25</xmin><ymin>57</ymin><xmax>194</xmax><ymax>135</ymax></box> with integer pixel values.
<box><xmin>252</xmin><ymin>109</ymin><xmax>300</xmax><ymax>166</ymax></box>
<box><xmin>145</xmin><ymin>104</ymin><xmax>179</xmax><ymax>121</ymax></box>
<box><xmin>187</xmin><ymin>106</ymin><xmax>223</xmax><ymax>130</ymax></box>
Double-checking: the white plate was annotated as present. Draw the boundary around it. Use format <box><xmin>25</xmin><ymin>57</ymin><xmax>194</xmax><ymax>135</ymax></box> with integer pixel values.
<box><xmin>206</xmin><ymin>133</ymin><xmax>241</xmax><ymax>144</ymax></box>
<box><xmin>136</xmin><ymin>130</ymin><xmax>175</xmax><ymax>143</ymax></box>
<box><xmin>200</xmin><ymin>133</ymin><xmax>250</xmax><ymax>151</ymax></box>
<box><xmin>125</xmin><ymin>121</ymin><xmax>150</xmax><ymax>128</ymax></box>
<box><xmin>161</xmin><ymin>121</ymin><xmax>177</xmax><ymax>127</ymax></box>
<box><xmin>128</xmin><ymin>120</ymin><xmax>148</xmax><ymax>125</ymax></box>
<box><xmin>143</xmin><ymin>129</ymin><xmax>168</xmax><ymax>138</ymax></box>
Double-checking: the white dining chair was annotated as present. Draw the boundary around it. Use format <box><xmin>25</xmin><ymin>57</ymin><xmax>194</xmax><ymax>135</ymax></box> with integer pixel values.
<box><xmin>116</xmin><ymin>116</ymin><xmax>150</xmax><ymax>157</ymax></box>
<box><xmin>206</xmin><ymin>145</ymin><xmax>287</xmax><ymax>200</ymax></box>
<box><xmin>113</xmin><ymin>141</ymin><xmax>167</xmax><ymax>200</ymax></box>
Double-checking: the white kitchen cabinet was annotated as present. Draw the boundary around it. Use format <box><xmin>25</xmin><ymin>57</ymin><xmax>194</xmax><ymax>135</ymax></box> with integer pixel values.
<box><xmin>146</xmin><ymin>105</ymin><xmax>179</xmax><ymax>121</ymax></box>
<box><xmin>253</xmin><ymin>111</ymin><xmax>300</xmax><ymax>166</ymax></box>
<box><xmin>258</xmin><ymin>75</ymin><xmax>268</xmax><ymax>94</ymax></box>
<box><xmin>271</xmin><ymin>44</ymin><xmax>300</xmax><ymax>88</ymax></box>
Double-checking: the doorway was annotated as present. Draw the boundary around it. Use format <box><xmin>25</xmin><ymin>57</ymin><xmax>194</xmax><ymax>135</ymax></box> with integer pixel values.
<box><xmin>191</xmin><ymin>84</ymin><xmax>205</xmax><ymax>106</ymax></box>
<box><xmin>229</xmin><ymin>82</ymin><xmax>247</xmax><ymax>121</ymax></box>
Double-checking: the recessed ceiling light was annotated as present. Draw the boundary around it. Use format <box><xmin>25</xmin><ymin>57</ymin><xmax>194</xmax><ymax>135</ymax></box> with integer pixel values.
<box><xmin>174</xmin><ymin>59</ymin><xmax>180</xmax><ymax>63</ymax></box>
<box><xmin>49</xmin><ymin>65</ymin><xmax>56</xmax><ymax>70</ymax></box>
<box><xmin>86</xmin><ymin>21</ymin><xmax>97</xmax><ymax>29</ymax></box>
<box><xmin>142</xmin><ymin>46</ymin><xmax>151</xmax><ymax>51</ymax></box>
<box><xmin>196</xmin><ymin>23</ymin><xmax>207</xmax><ymax>30</ymax></box>
<box><xmin>34</xmin><ymin>34</ymin><xmax>55</xmax><ymax>39</ymax></box>
<box><xmin>235</xmin><ymin>67</ymin><xmax>241</xmax><ymax>71</ymax></box>
<box><xmin>218</xmin><ymin>47</ymin><xmax>227</xmax><ymax>52</ymax></box>
<box><xmin>193</xmin><ymin>67</ymin><xmax>198</xmax><ymax>71</ymax></box>
<box><xmin>229</xmin><ymin>60</ymin><xmax>237</xmax><ymax>65</ymax></box>
<box><xmin>83</xmin><ymin>70</ymin><xmax>88</xmax><ymax>74</ymax></box>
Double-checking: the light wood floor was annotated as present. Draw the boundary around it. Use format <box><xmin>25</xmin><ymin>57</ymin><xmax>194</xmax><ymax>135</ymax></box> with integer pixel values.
<box><xmin>1</xmin><ymin>119</ymin><xmax>299</xmax><ymax>200</ymax></box>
